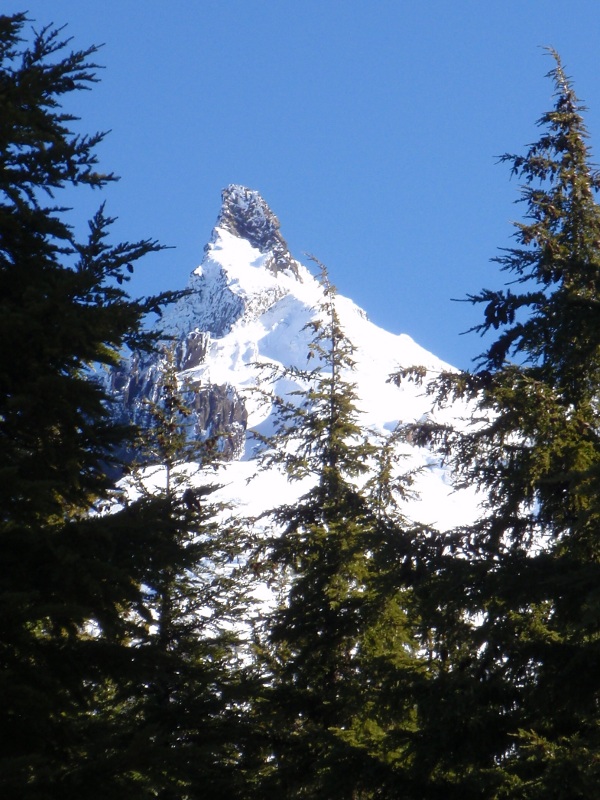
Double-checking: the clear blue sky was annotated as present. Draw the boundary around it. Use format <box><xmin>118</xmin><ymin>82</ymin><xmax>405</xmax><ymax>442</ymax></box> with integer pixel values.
<box><xmin>20</xmin><ymin>1</ymin><xmax>600</xmax><ymax>368</ymax></box>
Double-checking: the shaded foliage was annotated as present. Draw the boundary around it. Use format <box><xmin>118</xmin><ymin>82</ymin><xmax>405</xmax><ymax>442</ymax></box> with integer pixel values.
<box><xmin>391</xmin><ymin>51</ymin><xmax>600</xmax><ymax>798</ymax></box>
<box><xmin>250</xmin><ymin>265</ymin><xmax>427</xmax><ymax>798</ymax></box>
<box><xmin>0</xmin><ymin>13</ymin><xmax>177</xmax><ymax>798</ymax></box>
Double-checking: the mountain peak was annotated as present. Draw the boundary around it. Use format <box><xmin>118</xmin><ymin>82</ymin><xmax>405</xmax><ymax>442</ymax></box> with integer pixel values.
<box><xmin>213</xmin><ymin>184</ymin><xmax>300</xmax><ymax>278</ymax></box>
<box><xmin>110</xmin><ymin>185</ymin><xmax>476</xmax><ymax>529</ymax></box>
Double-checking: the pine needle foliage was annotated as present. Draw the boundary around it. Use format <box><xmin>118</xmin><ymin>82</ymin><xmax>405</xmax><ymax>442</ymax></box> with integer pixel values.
<box><xmin>392</xmin><ymin>51</ymin><xmax>600</xmax><ymax>798</ymax></box>
<box><xmin>114</xmin><ymin>346</ymin><xmax>256</xmax><ymax>798</ymax></box>
<box><xmin>251</xmin><ymin>264</ymin><xmax>426</xmax><ymax>799</ymax></box>
<box><xmin>0</xmin><ymin>14</ymin><xmax>177</xmax><ymax>798</ymax></box>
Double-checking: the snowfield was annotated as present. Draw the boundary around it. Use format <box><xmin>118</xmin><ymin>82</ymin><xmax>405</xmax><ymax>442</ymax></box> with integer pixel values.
<box><xmin>130</xmin><ymin>186</ymin><xmax>482</xmax><ymax>533</ymax></box>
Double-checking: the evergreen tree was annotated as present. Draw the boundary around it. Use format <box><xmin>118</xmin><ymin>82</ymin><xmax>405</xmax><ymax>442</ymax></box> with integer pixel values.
<box><xmin>394</xmin><ymin>52</ymin><xmax>600</xmax><ymax>798</ymax></box>
<box><xmin>252</xmin><ymin>265</ymin><xmax>426</xmax><ymax>799</ymax></box>
<box><xmin>116</xmin><ymin>347</ymin><xmax>255</xmax><ymax>799</ymax></box>
<box><xmin>0</xmin><ymin>14</ymin><xmax>176</xmax><ymax>797</ymax></box>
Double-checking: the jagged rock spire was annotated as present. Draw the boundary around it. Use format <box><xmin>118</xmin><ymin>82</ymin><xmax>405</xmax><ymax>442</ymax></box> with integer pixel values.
<box><xmin>214</xmin><ymin>184</ymin><xmax>300</xmax><ymax>278</ymax></box>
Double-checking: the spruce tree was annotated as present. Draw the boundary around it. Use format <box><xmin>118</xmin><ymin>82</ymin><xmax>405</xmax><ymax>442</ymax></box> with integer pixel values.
<box><xmin>252</xmin><ymin>265</ymin><xmax>426</xmax><ymax>799</ymax></box>
<box><xmin>395</xmin><ymin>52</ymin><xmax>600</xmax><ymax>798</ymax></box>
<box><xmin>116</xmin><ymin>347</ymin><xmax>255</xmax><ymax>798</ymax></box>
<box><xmin>0</xmin><ymin>14</ymin><xmax>175</xmax><ymax>797</ymax></box>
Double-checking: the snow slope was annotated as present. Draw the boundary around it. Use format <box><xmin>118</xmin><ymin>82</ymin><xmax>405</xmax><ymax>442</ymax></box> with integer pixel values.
<box><xmin>132</xmin><ymin>185</ymin><xmax>480</xmax><ymax>530</ymax></box>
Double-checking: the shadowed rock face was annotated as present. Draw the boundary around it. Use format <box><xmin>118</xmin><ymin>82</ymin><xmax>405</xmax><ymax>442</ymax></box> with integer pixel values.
<box><xmin>109</xmin><ymin>185</ymin><xmax>301</xmax><ymax>461</ymax></box>
<box><xmin>215</xmin><ymin>184</ymin><xmax>300</xmax><ymax>278</ymax></box>
<box><xmin>187</xmin><ymin>382</ymin><xmax>248</xmax><ymax>459</ymax></box>
<box><xmin>176</xmin><ymin>330</ymin><xmax>210</xmax><ymax>371</ymax></box>
<box><xmin>109</xmin><ymin>349</ymin><xmax>249</xmax><ymax>461</ymax></box>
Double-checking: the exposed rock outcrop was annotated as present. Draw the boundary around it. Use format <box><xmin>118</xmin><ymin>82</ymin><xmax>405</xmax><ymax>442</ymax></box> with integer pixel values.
<box><xmin>109</xmin><ymin>185</ymin><xmax>303</xmax><ymax>461</ymax></box>
<box><xmin>212</xmin><ymin>184</ymin><xmax>301</xmax><ymax>278</ymax></box>
<box><xmin>187</xmin><ymin>382</ymin><xmax>248</xmax><ymax>459</ymax></box>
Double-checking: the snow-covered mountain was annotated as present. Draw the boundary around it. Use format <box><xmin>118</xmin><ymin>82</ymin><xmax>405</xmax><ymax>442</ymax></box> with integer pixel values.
<box><xmin>113</xmin><ymin>184</ymin><xmax>478</xmax><ymax>529</ymax></box>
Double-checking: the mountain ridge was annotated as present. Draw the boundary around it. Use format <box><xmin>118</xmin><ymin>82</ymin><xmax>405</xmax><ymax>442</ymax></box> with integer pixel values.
<box><xmin>112</xmin><ymin>185</ymin><xmax>478</xmax><ymax>528</ymax></box>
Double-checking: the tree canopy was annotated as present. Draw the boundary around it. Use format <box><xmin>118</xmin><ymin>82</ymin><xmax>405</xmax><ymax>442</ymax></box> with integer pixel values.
<box><xmin>0</xmin><ymin>13</ymin><xmax>176</xmax><ymax>797</ymax></box>
<box><xmin>4</xmin><ymin>13</ymin><xmax>600</xmax><ymax>798</ymax></box>
<box><xmin>393</xmin><ymin>51</ymin><xmax>600</xmax><ymax>798</ymax></box>
<box><xmin>248</xmin><ymin>266</ymin><xmax>427</xmax><ymax>798</ymax></box>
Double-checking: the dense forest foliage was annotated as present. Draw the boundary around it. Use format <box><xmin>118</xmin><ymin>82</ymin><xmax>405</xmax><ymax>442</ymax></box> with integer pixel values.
<box><xmin>2</xmin><ymin>12</ymin><xmax>600</xmax><ymax>798</ymax></box>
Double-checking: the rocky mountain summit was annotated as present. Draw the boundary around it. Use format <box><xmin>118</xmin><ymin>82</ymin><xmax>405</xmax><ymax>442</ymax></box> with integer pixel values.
<box><xmin>110</xmin><ymin>184</ymin><xmax>306</xmax><ymax>457</ymax></box>
<box><xmin>110</xmin><ymin>185</ymin><xmax>306</xmax><ymax>455</ymax></box>
<box><xmin>110</xmin><ymin>185</ymin><xmax>477</xmax><ymax>528</ymax></box>
<box><xmin>215</xmin><ymin>184</ymin><xmax>301</xmax><ymax>278</ymax></box>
